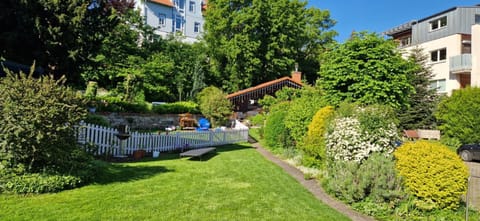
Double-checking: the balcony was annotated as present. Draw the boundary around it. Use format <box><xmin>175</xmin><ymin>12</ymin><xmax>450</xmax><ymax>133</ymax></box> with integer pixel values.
<box><xmin>450</xmin><ymin>54</ymin><xmax>472</xmax><ymax>74</ymax></box>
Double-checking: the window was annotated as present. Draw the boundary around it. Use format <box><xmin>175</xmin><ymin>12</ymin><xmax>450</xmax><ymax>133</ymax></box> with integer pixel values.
<box><xmin>430</xmin><ymin>48</ymin><xmax>447</xmax><ymax>62</ymax></box>
<box><xmin>430</xmin><ymin>16</ymin><xmax>447</xmax><ymax>31</ymax></box>
<box><xmin>399</xmin><ymin>36</ymin><xmax>411</xmax><ymax>47</ymax></box>
<box><xmin>429</xmin><ymin>79</ymin><xmax>446</xmax><ymax>92</ymax></box>
<box><xmin>158</xmin><ymin>14</ymin><xmax>166</xmax><ymax>27</ymax></box>
<box><xmin>175</xmin><ymin>16</ymin><xmax>183</xmax><ymax>31</ymax></box>
<box><xmin>476</xmin><ymin>15</ymin><xmax>480</xmax><ymax>24</ymax></box>
<box><xmin>175</xmin><ymin>0</ymin><xmax>185</xmax><ymax>10</ymax></box>
<box><xmin>194</xmin><ymin>22</ymin><xmax>200</xmax><ymax>33</ymax></box>
<box><xmin>189</xmin><ymin>1</ymin><xmax>195</xmax><ymax>13</ymax></box>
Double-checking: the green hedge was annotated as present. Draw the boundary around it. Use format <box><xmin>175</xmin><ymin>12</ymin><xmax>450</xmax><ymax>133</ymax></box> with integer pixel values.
<box><xmin>94</xmin><ymin>97</ymin><xmax>199</xmax><ymax>114</ymax></box>
<box><xmin>152</xmin><ymin>101</ymin><xmax>200</xmax><ymax>114</ymax></box>
<box><xmin>4</xmin><ymin>173</ymin><xmax>82</xmax><ymax>194</ymax></box>
<box><xmin>264</xmin><ymin>102</ymin><xmax>293</xmax><ymax>149</ymax></box>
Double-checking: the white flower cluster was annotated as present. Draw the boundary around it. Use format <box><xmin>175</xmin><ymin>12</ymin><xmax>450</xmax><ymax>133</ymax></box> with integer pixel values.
<box><xmin>326</xmin><ymin>117</ymin><xmax>399</xmax><ymax>163</ymax></box>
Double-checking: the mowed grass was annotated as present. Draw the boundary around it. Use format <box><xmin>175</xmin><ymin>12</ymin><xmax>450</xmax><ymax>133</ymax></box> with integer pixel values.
<box><xmin>0</xmin><ymin>144</ymin><xmax>349</xmax><ymax>221</ymax></box>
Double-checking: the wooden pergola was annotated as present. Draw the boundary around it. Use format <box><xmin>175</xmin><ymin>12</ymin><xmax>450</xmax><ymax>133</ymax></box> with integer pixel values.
<box><xmin>226</xmin><ymin>72</ymin><xmax>303</xmax><ymax>112</ymax></box>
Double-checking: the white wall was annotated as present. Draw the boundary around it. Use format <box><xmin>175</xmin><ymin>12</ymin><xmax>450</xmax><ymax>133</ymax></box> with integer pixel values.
<box><xmin>471</xmin><ymin>25</ymin><xmax>480</xmax><ymax>87</ymax></box>
<box><xmin>404</xmin><ymin>34</ymin><xmax>463</xmax><ymax>95</ymax></box>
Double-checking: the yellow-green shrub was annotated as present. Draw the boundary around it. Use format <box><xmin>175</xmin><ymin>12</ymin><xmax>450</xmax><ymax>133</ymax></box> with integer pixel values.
<box><xmin>394</xmin><ymin>141</ymin><xmax>469</xmax><ymax>210</ymax></box>
<box><xmin>301</xmin><ymin>106</ymin><xmax>334</xmax><ymax>168</ymax></box>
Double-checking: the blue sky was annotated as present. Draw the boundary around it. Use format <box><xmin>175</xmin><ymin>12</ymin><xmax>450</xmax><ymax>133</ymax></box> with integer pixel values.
<box><xmin>308</xmin><ymin>0</ymin><xmax>480</xmax><ymax>42</ymax></box>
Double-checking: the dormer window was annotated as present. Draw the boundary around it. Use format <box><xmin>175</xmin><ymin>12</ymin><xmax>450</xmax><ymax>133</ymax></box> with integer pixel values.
<box><xmin>430</xmin><ymin>16</ymin><xmax>447</xmax><ymax>31</ymax></box>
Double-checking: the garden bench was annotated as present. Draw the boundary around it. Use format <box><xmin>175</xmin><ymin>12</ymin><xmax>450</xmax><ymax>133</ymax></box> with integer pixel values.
<box><xmin>180</xmin><ymin>147</ymin><xmax>216</xmax><ymax>161</ymax></box>
<box><xmin>403</xmin><ymin>129</ymin><xmax>440</xmax><ymax>140</ymax></box>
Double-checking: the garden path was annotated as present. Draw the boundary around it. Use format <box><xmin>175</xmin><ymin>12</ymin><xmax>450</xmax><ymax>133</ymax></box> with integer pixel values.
<box><xmin>466</xmin><ymin>161</ymin><xmax>480</xmax><ymax>210</ymax></box>
<box><xmin>252</xmin><ymin>142</ymin><xmax>375</xmax><ymax>221</ymax></box>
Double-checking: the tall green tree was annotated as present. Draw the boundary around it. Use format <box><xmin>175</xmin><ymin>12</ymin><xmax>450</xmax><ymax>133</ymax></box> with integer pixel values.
<box><xmin>318</xmin><ymin>32</ymin><xmax>414</xmax><ymax>108</ymax></box>
<box><xmin>204</xmin><ymin>0</ymin><xmax>336</xmax><ymax>93</ymax></box>
<box><xmin>397</xmin><ymin>47</ymin><xmax>439</xmax><ymax>130</ymax></box>
<box><xmin>0</xmin><ymin>0</ymin><xmax>133</xmax><ymax>84</ymax></box>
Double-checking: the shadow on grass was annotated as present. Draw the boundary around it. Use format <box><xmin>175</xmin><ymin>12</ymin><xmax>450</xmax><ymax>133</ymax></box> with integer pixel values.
<box><xmin>93</xmin><ymin>161</ymin><xmax>174</xmax><ymax>185</ymax></box>
<box><xmin>128</xmin><ymin>143</ymin><xmax>253</xmax><ymax>163</ymax></box>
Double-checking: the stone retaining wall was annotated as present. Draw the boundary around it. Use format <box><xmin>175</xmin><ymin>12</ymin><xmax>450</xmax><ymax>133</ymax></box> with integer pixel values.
<box><xmin>96</xmin><ymin>112</ymin><xmax>203</xmax><ymax>130</ymax></box>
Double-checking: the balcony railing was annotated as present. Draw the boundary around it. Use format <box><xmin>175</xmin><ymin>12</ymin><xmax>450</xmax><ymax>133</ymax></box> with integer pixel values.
<box><xmin>450</xmin><ymin>54</ymin><xmax>472</xmax><ymax>74</ymax></box>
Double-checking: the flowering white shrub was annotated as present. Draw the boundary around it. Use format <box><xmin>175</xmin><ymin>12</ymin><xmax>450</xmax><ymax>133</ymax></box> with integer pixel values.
<box><xmin>326</xmin><ymin>116</ymin><xmax>399</xmax><ymax>163</ymax></box>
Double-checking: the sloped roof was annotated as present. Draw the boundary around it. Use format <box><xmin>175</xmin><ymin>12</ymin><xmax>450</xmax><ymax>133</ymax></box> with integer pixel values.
<box><xmin>226</xmin><ymin>76</ymin><xmax>302</xmax><ymax>99</ymax></box>
<box><xmin>149</xmin><ymin>0</ymin><xmax>174</xmax><ymax>7</ymax></box>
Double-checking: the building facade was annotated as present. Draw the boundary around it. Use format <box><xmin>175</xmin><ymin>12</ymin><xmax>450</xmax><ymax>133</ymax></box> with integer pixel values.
<box><xmin>137</xmin><ymin>0</ymin><xmax>206</xmax><ymax>43</ymax></box>
<box><xmin>384</xmin><ymin>5</ymin><xmax>480</xmax><ymax>95</ymax></box>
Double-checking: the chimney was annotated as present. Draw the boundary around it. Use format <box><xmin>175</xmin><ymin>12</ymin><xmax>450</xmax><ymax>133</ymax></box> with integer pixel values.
<box><xmin>292</xmin><ymin>63</ymin><xmax>301</xmax><ymax>83</ymax></box>
<box><xmin>291</xmin><ymin>71</ymin><xmax>302</xmax><ymax>83</ymax></box>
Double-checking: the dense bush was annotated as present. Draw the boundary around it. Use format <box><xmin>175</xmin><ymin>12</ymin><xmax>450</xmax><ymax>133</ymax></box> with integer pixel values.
<box><xmin>197</xmin><ymin>86</ymin><xmax>232</xmax><ymax>127</ymax></box>
<box><xmin>394</xmin><ymin>141</ymin><xmax>469</xmax><ymax>210</ymax></box>
<box><xmin>264</xmin><ymin>102</ymin><xmax>293</xmax><ymax>149</ymax></box>
<box><xmin>326</xmin><ymin>104</ymin><xmax>399</xmax><ymax>162</ymax></box>
<box><xmin>323</xmin><ymin>153</ymin><xmax>405</xmax><ymax>205</ymax></box>
<box><xmin>0</xmin><ymin>68</ymin><xmax>99</xmax><ymax>194</ymax></box>
<box><xmin>4</xmin><ymin>173</ymin><xmax>82</xmax><ymax>194</ymax></box>
<box><xmin>84</xmin><ymin>114</ymin><xmax>110</xmax><ymax>127</ymax></box>
<box><xmin>435</xmin><ymin>87</ymin><xmax>480</xmax><ymax>144</ymax></box>
<box><xmin>0</xmin><ymin>69</ymin><xmax>86</xmax><ymax>173</ymax></box>
<box><xmin>284</xmin><ymin>87</ymin><xmax>326</xmax><ymax>145</ymax></box>
<box><xmin>300</xmin><ymin>106</ymin><xmax>334</xmax><ymax>168</ymax></box>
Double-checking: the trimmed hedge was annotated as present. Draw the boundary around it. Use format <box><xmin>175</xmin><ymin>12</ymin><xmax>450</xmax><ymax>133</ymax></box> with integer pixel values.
<box><xmin>152</xmin><ymin>101</ymin><xmax>200</xmax><ymax>114</ymax></box>
<box><xmin>264</xmin><ymin>102</ymin><xmax>293</xmax><ymax>149</ymax></box>
<box><xmin>394</xmin><ymin>141</ymin><xmax>469</xmax><ymax>210</ymax></box>
<box><xmin>95</xmin><ymin>97</ymin><xmax>200</xmax><ymax>114</ymax></box>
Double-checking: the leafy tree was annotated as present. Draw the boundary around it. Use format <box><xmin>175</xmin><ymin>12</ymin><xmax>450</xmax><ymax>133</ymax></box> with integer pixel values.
<box><xmin>197</xmin><ymin>86</ymin><xmax>233</xmax><ymax>127</ymax></box>
<box><xmin>435</xmin><ymin>87</ymin><xmax>480</xmax><ymax>144</ymax></box>
<box><xmin>0</xmin><ymin>65</ymin><xmax>86</xmax><ymax>173</ymax></box>
<box><xmin>204</xmin><ymin>0</ymin><xmax>336</xmax><ymax>92</ymax></box>
<box><xmin>0</xmin><ymin>0</ymin><xmax>133</xmax><ymax>84</ymax></box>
<box><xmin>397</xmin><ymin>47</ymin><xmax>439</xmax><ymax>130</ymax></box>
<box><xmin>318</xmin><ymin>32</ymin><xmax>414</xmax><ymax>108</ymax></box>
<box><xmin>80</xmin><ymin>7</ymin><xmax>151</xmax><ymax>89</ymax></box>
<box><xmin>159</xmin><ymin>39</ymin><xmax>209</xmax><ymax>101</ymax></box>
<box><xmin>81</xmin><ymin>9</ymin><xmax>208</xmax><ymax>103</ymax></box>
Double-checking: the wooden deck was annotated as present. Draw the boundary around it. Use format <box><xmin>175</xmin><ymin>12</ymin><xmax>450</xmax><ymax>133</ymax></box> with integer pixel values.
<box><xmin>180</xmin><ymin>147</ymin><xmax>216</xmax><ymax>160</ymax></box>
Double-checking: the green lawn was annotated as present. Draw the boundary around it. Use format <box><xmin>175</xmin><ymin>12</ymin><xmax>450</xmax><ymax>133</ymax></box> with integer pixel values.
<box><xmin>0</xmin><ymin>144</ymin><xmax>350</xmax><ymax>221</ymax></box>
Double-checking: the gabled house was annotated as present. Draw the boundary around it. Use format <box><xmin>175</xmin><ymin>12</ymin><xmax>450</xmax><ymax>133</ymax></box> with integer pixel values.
<box><xmin>137</xmin><ymin>0</ymin><xmax>206</xmax><ymax>43</ymax></box>
<box><xmin>384</xmin><ymin>4</ymin><xmax>480</xmax><ymax>95</ymax></box>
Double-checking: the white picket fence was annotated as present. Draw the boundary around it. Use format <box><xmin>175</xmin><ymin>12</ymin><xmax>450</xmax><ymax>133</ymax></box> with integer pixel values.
<box><xmin>76</xmin><ymin>122</ymin><xmax>249</xmax><ymax>156</ymax></box>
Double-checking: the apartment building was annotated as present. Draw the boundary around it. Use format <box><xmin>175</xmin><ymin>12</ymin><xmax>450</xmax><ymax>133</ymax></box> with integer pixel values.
<box><xmin>136</xmin><ymin>0</ymin><xmax>206</xmax><ymax>43</ymax></box>
<box><xmin>384</xmin><ymin>5</ymin><xmax>480</xmax><ymax>95</ymax></box>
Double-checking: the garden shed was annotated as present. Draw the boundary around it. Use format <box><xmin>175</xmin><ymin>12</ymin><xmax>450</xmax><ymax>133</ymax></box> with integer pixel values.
<box><xmin>226</xmin><ymin>71</ymin><xmax>303</xmax><ymax>112</ymax></box>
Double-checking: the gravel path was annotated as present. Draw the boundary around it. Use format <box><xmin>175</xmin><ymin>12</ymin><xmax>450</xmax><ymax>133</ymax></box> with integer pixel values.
<box><xmin>252</xmin><ymin>142</ymin><xmax>375</xmax><ymax>221</ymax></box>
